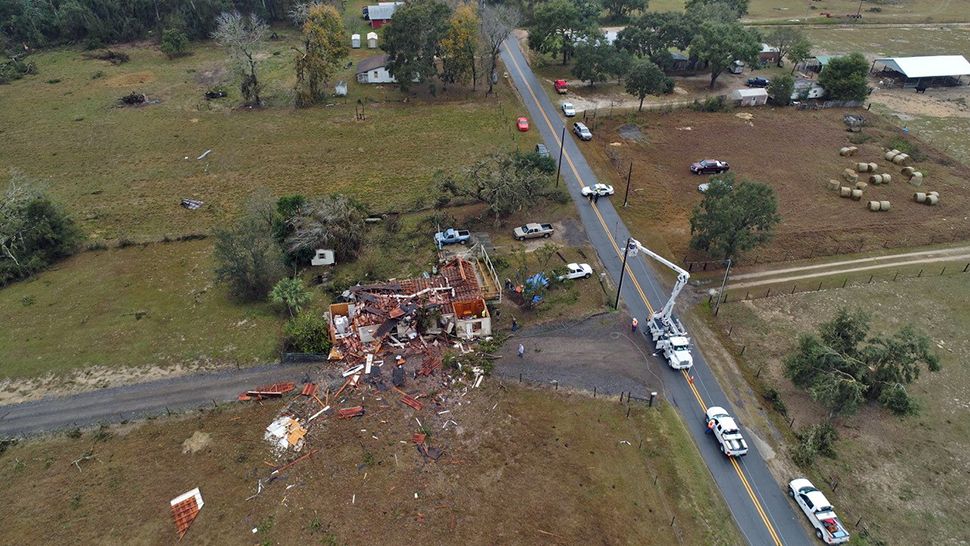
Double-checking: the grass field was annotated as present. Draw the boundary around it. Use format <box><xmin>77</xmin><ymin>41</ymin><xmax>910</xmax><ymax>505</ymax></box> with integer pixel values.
<box><xmin>581</xmin><ymin>107</ymin><xmax>970</xmax><ymax>264</ymax></box>
<box><xmin>0</xmin><ymin>385</ymin><xmax>742</xmax><ymax>545</ymax></box>
<box><xmin>715</xmin><ymin>274</ymin><xmax>970</xmax><ymax>544</ymax></box>
<box><xmin>645</xmin><ymin>0</ymin><xmax>968</xmax><ymax>23</ymax></box>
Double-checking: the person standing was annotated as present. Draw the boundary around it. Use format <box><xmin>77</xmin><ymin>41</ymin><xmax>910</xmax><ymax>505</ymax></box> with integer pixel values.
<box><xmin>631</xmin><ymin>317</ymin><xmax>639</xmax><ymax>333</ymax></box>
<box><xmin>511</xmin><ymin>317</ymin><xmax>519</xmax><ymax>332</ymax></box>
<box><xmin>517</xmin><ymin>343</ymin><xmax>525</xmax><ymax>358</ymax></box>
<box><xmin>593</xmin><ymin>193</ymin><xmax>600</xmax><ymax>204</ymax></box>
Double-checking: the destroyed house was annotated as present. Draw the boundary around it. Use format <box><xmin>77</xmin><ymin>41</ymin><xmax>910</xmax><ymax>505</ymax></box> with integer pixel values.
<box><xmin>328</xmin><ymin>259</ymin><xmax>492</xmax><ymax>352</ymax></box>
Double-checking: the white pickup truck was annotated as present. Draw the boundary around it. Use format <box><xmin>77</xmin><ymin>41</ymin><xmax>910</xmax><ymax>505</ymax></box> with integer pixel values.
<box><xmin>705</xmin><ymin>406</ymin><xmax>748</xmax><ymax>456</ymax></box>
<box><xmin>789</xmin><ymin>479</ymin><xmax>850</xmax><ymax>544</ymax></box>
<box><xmin>655</xmin><ymin>335</ymin><xmax>693</xmax><ymax>369</ymax></box>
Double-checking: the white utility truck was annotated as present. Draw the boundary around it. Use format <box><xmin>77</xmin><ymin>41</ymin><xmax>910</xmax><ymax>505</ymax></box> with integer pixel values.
<box><xmin>705</xmin><ymin>406</ymin><xmax>749</xmax><ymax>456</ymax></box>
<box><xmin>788</xmin><ymin>478</ymin><xmax>850</xmax><ymax>544</ymax></box>
<box><xmin>626</xmin><ymin>238</ymin><xmax>693</xmax><ymax>369</ymax></box>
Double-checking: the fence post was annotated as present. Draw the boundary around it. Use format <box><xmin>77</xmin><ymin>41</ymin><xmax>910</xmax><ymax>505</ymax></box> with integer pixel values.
<box><xmin>817</xmin><ymin>281</ymin><xmax>822</xmax><ymax>291</ymax></box>
<box><xmin>626</xmin><ymin>407</ymin><xmax>631</xmax><ymax>419</ymax></box>
<box><xmin>894</xmin><ymin>271</ymin><xmax>899</xmax><ymax>282</ymax></box>
<box><xmin>756</xmin><ymin>365</ymin><xmax>761</xmax><ymax>377</ymax></box>
<box><xmin>918</xmin><ymin>268</ymin><xmax>923</xmax><ymax>278</ymax></box>
<box><xmin>789</xmin><ymin>417</ymin><xmax>795</xmax><ymax>428</ymax></box>
<box><xmin>868</xmin><ymin>275</ymin><xmax>873</xmax><ymax>284</ymax></box>
<box><xmin>519</xmin><ymin>373</ymin><xmax>522</xmax><ymax>383</ymax></box>
<box><xmin>740</xmin><ymin>345</ymin><xmax>746</xmax><ymax>355</ymax></box>
<box><xmin>766</xmin><ymin>288</ymin><xmax>771</xmax><ymax>298</ymax></box>
<box><xmin>728</xmin><ymin>325</ymin><xmax>734</xmax><ymax>336</ymax></box>
<box><xmin>940</xmin><ymin>266</ymin><xmax>946</xmax><ymax>276</ymax></box>
<box><xmin>963</xmin><ymin>262</ymin><xmax>969</xmax><ymax>273</ymax></box>
<box><xmin>554</xmin><ymin>380</ymin><xmax>559</xmax><ymax>390</ymax></box>
<box><xmin>842</xmin><ymin>278</ymin><xmax>848</xmax><ymax>288</ymax></box>
<box><xmin>649</xmin><ymin>392</ymin><xmax>657</xmax><ymax>407</ymax></box>
<box><xmin>745</xmin><ymin>290</ymin><xmax>750</xmax><ymax>300</ymax></box>
<box><xmin>791</xmin><ymin>283</ymin><xmax>797</xmax><ymax>294</ymax></box>
<box><xmin>594</xmin><ymin>386</ymin><xmax>597</xmax><ymax>397</ymax></box>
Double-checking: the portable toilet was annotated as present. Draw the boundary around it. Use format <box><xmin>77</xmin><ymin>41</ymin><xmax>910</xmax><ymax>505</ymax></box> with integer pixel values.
<box><xmin>335</xmin><ymin>81</ymin><xmax>348</xmax><ymax>97</ymax></box>
<box><xmin>351</xmin><ymin>33</ymin><xmax>361</xmax><ymax>49</ymax></box>
<box><xmin>366</xmin><ymin>32</ymin><xmax>378</xmax><ymax>49</ymax></box>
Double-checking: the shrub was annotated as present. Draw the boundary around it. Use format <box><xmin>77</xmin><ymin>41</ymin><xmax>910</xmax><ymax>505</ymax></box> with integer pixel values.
<box><xmin>763</xmin><ymin>388</ymin><xmax>788</xmax><ymax>416</ymax></box>
<box><xmin>692</xmin><ymin>95</ymin><xmax>730</xmax><ymax>113</ymax></box>
<box><xmin>1</xmin><ymin>178</ymin><xmax>81</xmax><ymax>286</ymax></box>
<box><xmin>160</xmin><ymin>28</ymin><xmax>190</xmax><ymax>59</ymax></box>
<box><xmin>886</xmin><ymin>136</ymin><xmax>927</xmax><ymax>162</ymax></box>
<box><xmin>791</xmin><ymin>423</ymin><xmax>839</xmax><ymax>467</ymax></box>
<box><xmin>283</xmin><ymin>312</ymin><xmax>332</xmax><ymax>354</ymax></box>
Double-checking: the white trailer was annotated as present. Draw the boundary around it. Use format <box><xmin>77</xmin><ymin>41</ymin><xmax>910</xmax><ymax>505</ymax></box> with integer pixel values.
<box><xmin>626</xmin><ymin>238</ymin><xmax>693</xmax><ymax>369</ymax></box>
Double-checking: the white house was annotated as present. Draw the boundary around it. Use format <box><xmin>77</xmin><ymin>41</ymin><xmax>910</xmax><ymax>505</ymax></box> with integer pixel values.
<box><xmin>366</xmin><ymin>31</ymin><xmax>378</xmax><ymax>49</ymax></box>
<box><xmin>730</xmin><ymin>87</ymin><xmax>768</xmax><ymax>106</ymax></box>
<box><xmin>356</xmin><ymin>54</ymin><xmax>396</xmax><ymax>84</ymax></box>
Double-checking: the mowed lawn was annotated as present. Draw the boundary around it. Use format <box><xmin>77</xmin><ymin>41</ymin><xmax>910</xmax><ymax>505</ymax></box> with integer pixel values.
<box><xmin>717</xmin><ymin>274</ymin><xmax>970</xmax><ymax>544</ymax></box>
<box><xmin>0</xmin><ymin>36</ymin><xmax>535</xmax><ymax>241</ymax></box>
<box><xmin>0</xmin><ymin>386</ymin><xmax>742</xmax><ymax>545</ymax></box>
<box><xmin>0</xmin><ymin>239</ymin><xmax>280</xmax><ymax>380</ymax></box>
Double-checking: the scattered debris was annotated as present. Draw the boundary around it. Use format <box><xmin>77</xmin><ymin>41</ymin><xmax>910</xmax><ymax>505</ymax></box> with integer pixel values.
<box><xmin>240</xmin><ymin>382</ymin><xmax>295</xmax><ymax>401</ymax></box>
<box><xmin>181</xmin><ymin>431</ymin><xmax>212</xmax><ymax>454</ymax></box>
<box><xmin>170</xmin><ymin>488</ymin><xmax>204</xmax><ymax>540</ymax></box>
<box><xmin>197</xmin><ymin>149</ymin><xmax>212</xmax><ymax>160</ymax></box>
<box><xmin>300</xmin><ymin>383</ymin><xmax>317</xmax><ymax>397</ymax></box>
<box><xmin>735</xmin><ymin>112</ymin><xmax>754</xmax><ymax>121</ymax></box>
<box><xmin>119</xmin><ymin>91</ymin><xmax>146</xmax><ymax>106</ymax></box>
<box><xmin>338</xmin><ymin>406</ymin><xmax>365</xmax><ymax>419</ymax></box>
<box><xmin>84</xmin><ymin>49</ymin><xmax>129</xmax><ymax>64</ymax></box>
<box><xmin>180</xmin><ymin>198</ymin><xmax>204</xmax><ymax>210</ymax></box>
<box><xmin>264</xmin><ymin>416</ymin><xmax>307</xmax><ymax>452</ymax></box>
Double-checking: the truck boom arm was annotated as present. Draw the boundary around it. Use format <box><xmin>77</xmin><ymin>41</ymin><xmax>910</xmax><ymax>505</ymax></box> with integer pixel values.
<box><xmin>627</xmin><ymin>238</ymin><xmax>690</xmax><ymax>322</ymax></box>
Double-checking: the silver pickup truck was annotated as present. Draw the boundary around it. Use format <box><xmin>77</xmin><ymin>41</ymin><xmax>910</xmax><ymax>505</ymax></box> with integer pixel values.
<box><xmin>513</xmin><ymin>223</ymin><xmax>554</xmax><ymax>241</ymax></box>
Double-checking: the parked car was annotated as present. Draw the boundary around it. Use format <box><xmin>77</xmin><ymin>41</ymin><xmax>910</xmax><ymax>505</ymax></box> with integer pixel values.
<box><xmin>554</xmin><ymin>79</ymin><xmax>568</xmax><ymax>94</ymax></box>
<box><xmin>513</xmin><ymin>222</ymin><xmax>554</xmax><ymax>240</ymax></box>
<box><xmin>535</xmin><ymin>143</ymin><xmax>550</xmax><ymax>158</ymax></box>
<box><xmin>573</xmin><ymin>122</ymin><xmax>592</xmax><ymax>141</ymax></box>
<box><xmin>789</xmin><ymin>479</ymin><xmax>851</xmax><ymax>544</ymax></box>
<box><xmin>580</xmin><ymin>183</ymin><xmax>614</xmax><ymax>197</ymax></box>
<box><xmin>361</xmin><ymin>7</ymin><xmax>369</xmax><ymax>19</ymax></box>
<box><xmin>690</xmin><ymin>159</ymin><xmax>730</xmax><ymax>174</ymax></box>
<box><xmin>433</xmin><ymin>228</ymin><xmax>470</xmax><ymax>247</ymax></box>
<box><xmin>516</xmin><ymin>117</ymin><xmax>529</xmax><ymax>132</ymax></box>
<box><xmin>558</xmin><ymin>262</ymin><xmax>593</xmax><ymax>281</ymax></box>
<box><xmin>746</xmin><ymin>76</ymin><xmax>770</xmax><ymax>88</ymax></box>
<box><xmin>704</xmin><ymin>406</ymin><xmax>749</xmax><ymax>457</ymax></box>
<box><xmin>561</xmin><ymin>102</ymin><xmax>576</xmax><ymax>117</ymax></box>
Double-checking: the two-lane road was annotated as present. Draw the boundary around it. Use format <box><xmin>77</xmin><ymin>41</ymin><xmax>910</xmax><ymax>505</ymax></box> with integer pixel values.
<box><xmin>500</xmin><ymin>38</ymin><xmax>810</xmax><ymax>545</ymax></box>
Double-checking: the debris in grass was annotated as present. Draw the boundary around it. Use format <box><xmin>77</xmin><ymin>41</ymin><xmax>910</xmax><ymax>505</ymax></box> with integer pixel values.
<box><xmin>170</xmin><ymin>487</ymin><xmax>204</xmax><ymax>540</ymax></box>
<box><xmin>180</xmin><ymin>198</ymin><xmax>203</xmax><ymax>210</ymax></box>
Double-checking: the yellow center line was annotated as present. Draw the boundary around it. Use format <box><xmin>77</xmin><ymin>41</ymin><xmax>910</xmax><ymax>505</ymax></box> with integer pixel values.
<box><xmin>502</xmin><ymin>42</ymin><xmax>783</xmax><ymax>546</ymax></box>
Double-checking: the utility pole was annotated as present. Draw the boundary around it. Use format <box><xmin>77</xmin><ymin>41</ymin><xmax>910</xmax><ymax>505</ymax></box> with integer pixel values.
<box><xmin>856</xmin><ymin>0</ymin><xmax>863</xmax><ymax>17</ymax></box>
<box><xmin>614</xmin><ymin>237</ymin><xmax>632</xmax><ymax>309</ymax></box>
<box><xmin>623</xmin><ymin>162</ymin><xmax>633</xmax><ymax>207</ymax></box>
<box><xmin>713</xmin><ymin>257</ymin><xmax>732</xmax><ymax>316</ymax></box>
<box><xmin>555</xmin><ymin>125</ymin><xmax>565</xmax><ymax>187</ymax></box>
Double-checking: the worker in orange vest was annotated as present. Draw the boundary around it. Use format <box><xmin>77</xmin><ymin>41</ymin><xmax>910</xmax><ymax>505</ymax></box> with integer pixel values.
<box><xmin>631</xmin><ymin>317</ymin><xmax>639</xmax><ymax>333</ymax></box>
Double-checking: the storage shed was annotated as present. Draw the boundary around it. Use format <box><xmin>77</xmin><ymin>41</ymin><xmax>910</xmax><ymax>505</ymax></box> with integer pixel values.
<box><xmin>365</xmin><ymin>2</ymin><xmax>403</xmax><ymax>29</ymax></box>
<box><xmin>872</xmin><ymin>55</ymin><xmax>970</xmax><ymax>88</ymax></box>
<box><xmin>351</xmin><ymin>33</ymin><xmax>361</xmax><ymax>48</ymax></box>
<box><xmin>366</xmin><ymin>32</ymin><xmax>378</xmax><ymax>49</ymax></box>
<box><xmin>730</xmin><ymin>87</ymin><xmax>768</xmax><ymax>106</ymax></box>
<box><xmin>759</xmin><ymin>43</ymin><xmax>780</xmax><ymax>65</ymax></box>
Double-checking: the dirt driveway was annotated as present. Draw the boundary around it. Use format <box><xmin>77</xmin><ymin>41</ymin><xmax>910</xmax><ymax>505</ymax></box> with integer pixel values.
<box><xmin>494</xmin><ymin>312</ymin><xmax>667</xmax><ymax>400</ymax></box>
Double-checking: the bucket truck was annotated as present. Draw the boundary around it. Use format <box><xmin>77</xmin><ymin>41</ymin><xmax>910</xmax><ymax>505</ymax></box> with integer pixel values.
<box><xmin>626</xmin><ymin>238</ymin><xmax>693</xmax><ymax>370</ymax></box>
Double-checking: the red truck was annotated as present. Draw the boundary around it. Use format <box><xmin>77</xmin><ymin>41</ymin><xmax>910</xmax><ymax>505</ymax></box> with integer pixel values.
<box><xmin>554</xmin><ymin>79</ymin><xmax>568</xmax><ymax>94</ymax></box>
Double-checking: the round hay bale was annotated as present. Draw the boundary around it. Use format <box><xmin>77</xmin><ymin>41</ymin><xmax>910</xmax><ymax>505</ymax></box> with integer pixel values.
<box><xmin>892</xmin><ymin>154</ymin><xmax>909</xmax><ymax>165</ymax></box>
<box><xmin>881</xmin><ymin>173</ymin><xmax>891</xmax><ymax>184</ymax></box>
<box><xmin>927</xmin><ymin>195</ymin><xmax>939</xmax><ymax>206</ymax></box>
<box><xmin>928</xmin><ymin>191</ymin><xmax>939</xmax><ymax>198</ymax></box>
<box><xmin>855</xmin><ymin>181</ymin><xmax>868</xmax><ymax>190</ymax></box>
<box><xmin>843</xmin><ymin>169</ymin><xmax>859</xmax><ymax>183</ymax></box>
<box><xmin>868</xmin><ymin>162</ymin><xmax>878</xmax><ymax>172</ymax></box>
<box><xmin>880</xmin><ymin>200</ymin><xmax>891</xmax><ymax>211</ymax></box>
<box><xmin>901</xmin><ymin>166</ymin><xmax>916</xmax><ymax>177</ymax></box>
<box><xmin>856</xmin><ymin>162</ymin><xmax>869</xmax><ymax>172</ymax></box>
<box><xmin>840</xmin><ymin>147</ymin><xmax>853</xmax><ymax>156</ymax></box>
<box><xmin>868</xmin><ymin>201</ymin><xmax>881</xmax><ymax>211</ymax></box>
<box><xmin>828</xmin><ymin>179</ymin><xmax>841</xmax><ymax>191</ymax></box>
<box><xmin>840</xmin><ymin>186</ymin><xmax>852</xmax><ymax>197</ymax></box>
<box><xmin>851</xmin><ymin>189</ymin><xmax>863</xmax><ymax>200</ymax></box>
<box><xmin>885</xmin><ymin>149</ymin><xmax>900</xmax><ymax>160</ymax></box>
<box><xmin>914</xmin><ymin>192</ymin><xmax>926</xmax><ymax>203</ymax></box>
<box><xmin>909</xmin><ymin>172</ymin><xmax>924</xmax><ymax>187</ymax></box>
<box><xmin>869</xmin><ymin>174</ymin><xmax>883</xmax><ymax>184</ymax></box>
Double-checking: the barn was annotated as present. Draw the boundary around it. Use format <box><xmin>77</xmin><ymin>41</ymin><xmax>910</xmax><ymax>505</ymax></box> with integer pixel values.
<box><xmin>365</xmin><ymin>2</ymin><xmax>403</xmax><ymax>28</ymax></box>
<box><xmin>356</xmin><ymin>54</ymin><xmax>396</xmax><ymax>84</ymax></box>
<box><xmin>759</xmin><ymin>43</ymin><xmax>780</xmax><ymax>66</ymax></box>
<box><xmin>730</xmin><ymin>88</ymin><xmax>768</xmax><ymax>106</ymax></box>
<box><xmin>871</xmin><ymin>55</ymin><xmax>970</xmax><ymax>89</ymax></box>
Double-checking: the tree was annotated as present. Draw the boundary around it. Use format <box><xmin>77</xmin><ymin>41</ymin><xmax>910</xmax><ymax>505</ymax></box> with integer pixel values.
<box><xmin>571</xmin><ymin>37</ymin><xmax>613</xmax><ymax>86</ymax></box>
<box><xmin>528</xmin><ymin>0</ymin><xmax>584</xmax><ymax>65</ymax></box>
<box><xmin>441</xmin><ymin>4</ymin><xmax>479</xmax><ymax>89</ymax></box>
<box><xmin>382</xmin><ymin>0</ymin><xmax>451</xmax><ymax>92</ymax></box>
<box><xmin>625</xmin><ymin>57</ymin><xmax>671</xmax><ymax>111</ymax></box>
<box><xmin>819</xmin><ymin>52</ymin><xmax>869</xmax><ymax>101</ymax></box>
<box><xmin>765</xmin><ymin>27</ymin><xmax>805</xmax><ymax>68</ymax></box>
<box><xmin>270</xmin><ymin>277</ymin><xmax>312</xmax><ymax>317</ymax></box>
<box><xmin>286</xmin><ymin>194</ymin><xmax>366</xmax><ymax>262</ymax></box>
<box><xmin>160</xmin><ymin>27</ymin><xmax>189</xmax><ymax>59</ymax></box>
<box><xmin>689</xmin><ymin>175</ymin><xmax>781</xmax><ymax>259</ymax></box>
<box><xmin>294</xmin><ymin>4</ymin><xmax>348</xmax><ymax>107</ymax></box>
<box><xmin>785</xmin><ymin>308</ymin><xmax>940</xmax><ymax>416</ymax></box>
<box><xmin>787</xmin><ymin>37</ymin><xmax>811</xmax><ymax>74</ymax></box>
<box><xmin>616</xmin><ymin>12</ymin><xmax>694</xmax><ymax>58</ymax></box>
<box><xmin>689</xmin><ymin>21</ymin><xmax>760</xmax><ymax>89</ymax></box>
<box><xmin>607</xmin><ymin>48</ymin><xmax>633</xmax><ymax>83</ymax></box>
<box><xmin>440</xmin><ymin>152</ymin><xmax>554</xmax><ymax>222</ymax></box>
<box><xmin>213</xmin><ymin>206</ymin><xmax>285</xmax><ymax>302</ymax></box>
<box><xmin>685</xmin><ymin>0</ymin><xmax>748</xmax><ymax>17</ymax></box>
<box><xmin>603</xmin><ymin>0</ymin><xmax>646</xmax><ymax>21</ymax></box>
<box><xmin>212</xmin><ymin>12</ymin><xmax>268</xmax><ymax>106</ymax></box>
<box><xmin>0</xmin><ymin>172</ymin><xmax>80</xmax><ymax>286</ymax></box>
<box><xmin>768</xmin><ymin>73</ymin><xmax>794</xmax><ymax>105</ymax></box>
<box><xmin>479</xmin><ymin>3</ymin><xmax>520</xmax><ymax>95</ymax></box>
<box><xmin>283</xmin><ymin>311</ymin><xmax>332</xmax><ymax>354</ymax></box>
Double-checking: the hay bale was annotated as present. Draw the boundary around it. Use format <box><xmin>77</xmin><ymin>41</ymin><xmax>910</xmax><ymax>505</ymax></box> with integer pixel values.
<box><xmin>868</xmin><ymin>162</ymin><xmax>878</xmax><ymax>172</ymax></box>
<box><xmin>855</xmin><ymin>181</ymin><xmax>868</xmax><ymax>190</ymax></box>
<box><xmin>840</xmin><ymin>146</ymin><xmax>858</xmax><ymax>157</ymax></box>
<box><xmin>842</xmin><ymin>169</ymin><xmax>859</xmax><ymax>183</ymax></box>
<box><xmin>892</xmin><ymin>153</ymin><xmax>909</xmax><ymax>165</ymax></box>
<box><xmin>927</xmin><ymin>194</ymin><xmax>939</xmax><ymax>205</ymax></box>
<box><xmin>868</xmin><ymin>200</ymin><xmax>881</xmax><ymax>211</ymax></box>
<box><xmin>885</xmin><ymin>149</ymin><xmax>901</xmax><ymax>161</ymax></box>
<box><xmin>869</xmin><ymin>174</ymin><xmax>883</xmax><ymax>184</ymax></box>
<box><xmin>851</xmin><ymin>189</ymin><xmax>863</xmax><ymax>200</ymax></box>
<box><xmin>914</xmin><ymin>192</ymin><xmax>926</xmax><ymax>203</ymax></box>
<box><xmin>928</xmin><ymin>191</ymin><xmax>939</xmax><ymax>197</ymax></box>
<box><xmin>880</xmin><ymin>200</ymin><xmax>891</xmax><ymax>211</ymax></box>
<box><xmin>901</xmin><ymin>166</ymin><xmax>916</xmax><ymax>177</ymax></box>
<box><xmin>840</xmin><ymin>186</ymin><xmax>852</xmax><ymax>197</ymax></box>
<box><xmin>881</xmin><ymin>173</ymin><xmax>891</xmax><ymax>184</ymax></box>
<box><xmin>909</xmin><ymin>172</ymin><xmax>923</xmax><ymax>187</ymax></box>
<box><xmin>856</xmin><ymin>162</ymin><xmax>870</xmax><ymax>172</ymax></box>
<box><xmin>828</xmin><ymin>179</ymin><xmax>841</xmax><ymax>191</ymax></box>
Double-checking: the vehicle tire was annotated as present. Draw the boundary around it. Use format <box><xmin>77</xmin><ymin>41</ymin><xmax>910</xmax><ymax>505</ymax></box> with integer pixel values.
<box><xmin>517</xmin><ymin>237</ymin><xmax>524</xmax><ymax>241</ymax></box>
<box><xmin>543</xmin><ymin>233</ymin><xmax>550</xmax><ymax>238</ymax></box>
<box><xmin>584</xmin><ymin>273</ymin><xmax>591</xmax><ymax>279</ymax></box>
<box><xmin>788</xmin><ymin>487</ymin><xmax>795</xmax><ymax>499</ymax></box>
<box><xmin>816</xmin><ymin>529</ymin><xmax>823</xmax><ymax>540</ymax></box>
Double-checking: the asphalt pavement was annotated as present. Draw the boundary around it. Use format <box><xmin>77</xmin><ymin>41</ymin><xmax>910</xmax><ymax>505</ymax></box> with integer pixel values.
<box><xmin>500</xmin><ymin>37</ymin><xmax>810</xmax><ymax>546</ymax></box>
<box><xmin>0</xmin><ymin>362</ymin><xmax>323</xmax><ymax>437</ymax></box>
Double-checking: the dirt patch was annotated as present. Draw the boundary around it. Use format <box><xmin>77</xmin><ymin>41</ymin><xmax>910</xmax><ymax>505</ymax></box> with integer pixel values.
<box><xmin>870</xmin><ymin>86</ymin><xmax>970</xmax><ymax>119</ymax></box>
<box><xmin>102</xmin><ymin>71</ymin><xmax>156</xmax><ymax>87</ymax></box>
<box><xmin>194</xmin><ymin>65</ymin><xmax>227</xmax><ymax>87</ymax></box>
<box><xmin>586</xmin><ymin>108</ymin><xmax>970</xmax><ymax>264</ymax></box>
<box><xmin>617</xmin><ymin>123</ymin><xmax>644</xmax><ymax>142</ymax></box>
<box><xmin>181</xmin><ymin>431</ymin><xmax>212</xmax><ymax>454</ymax></box>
